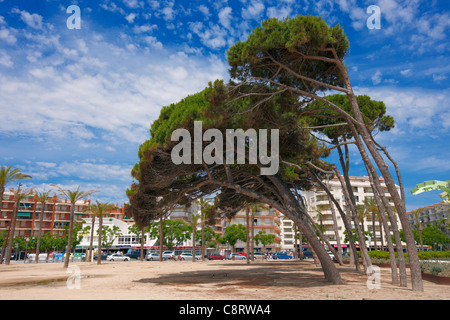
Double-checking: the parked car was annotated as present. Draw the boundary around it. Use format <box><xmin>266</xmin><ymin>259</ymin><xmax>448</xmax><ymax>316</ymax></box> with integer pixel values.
<box><xmin>94</xmin><ymin>253</ymin><xmax>110</xmax><ymax>260</ymax></box>
<box><xmin>178</xmin><ymin>252</ymin><xmax>200</xmax><ymax>260</ymax></box>
<box><xmin>107</xmin><ymin>253</ymin><xmax>130</xmax><ymax>261</ymax></box>
<box><xmin>163</xmin><ymin>251</ymin><xmax>175</xmax><ymax>259</ymax></box>
<box><xmin>10</xmin><ymin>252</ymin><xmax>27</xmax><ymax>260</ymax></box>
<box><xmin>145</xmin><ymin>252</ymin><xmax>166</xmax><ymax>261</ymax></box>
<box><xmin>227</xmin><ymin>253</ymin><xmax>246</xmax><ymax>260</ymax></box>
<box><xmin>208</xmin><ymin>253</ymin><xmax>225</xmax><ymax>260</ymax></box>
<box><xmin>301</xmin><ymin>250</ymin><xmax>313</xmax><ymax>259</ymax></box>
<box><xmin>252</xmin><ymin>252</ymin><xmax>265</xmax><ymax>259</ymax></box>
<box><xmin>275</xmin><ymin>252</ymin><xmax>293</xmax><ymax>259</ymax></box>
<box><xmin>125</xmin><ymin>251</ymin><xmax>143</xmax><ymax>260</ymax></box>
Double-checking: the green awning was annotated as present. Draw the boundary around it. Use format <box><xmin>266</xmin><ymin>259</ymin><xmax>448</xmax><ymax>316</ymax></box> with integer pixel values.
<box><xmin>17</xmin><ymin>212</ymin><xmax>31</xmax><ymax>217</ymax></box>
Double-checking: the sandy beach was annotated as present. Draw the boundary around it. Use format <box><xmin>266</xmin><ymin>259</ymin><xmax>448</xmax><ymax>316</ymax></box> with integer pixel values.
<box><xmin>0</xmin><ymin>259</ymin><xmax>448</xmax><ymax>300</ymax></box>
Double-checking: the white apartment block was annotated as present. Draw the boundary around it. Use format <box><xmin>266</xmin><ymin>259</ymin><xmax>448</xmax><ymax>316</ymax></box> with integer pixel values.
<box><xmin>302</xmin><ymin>175</ymin><xmax>402</xmax><ymax>251</ymax></box>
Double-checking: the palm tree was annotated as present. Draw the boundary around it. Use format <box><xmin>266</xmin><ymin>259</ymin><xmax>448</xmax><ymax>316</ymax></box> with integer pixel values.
<box><xmin>356</xmin><ymin>204</ymin><xmax>368</xmax><ymax>234</ymax></box>
<box><xmin>364</xmin><ymin>198</ymin><xmax>379</xmax><ymax>250</ymax></box>
<box><xmin>84</xmin><ymin>201</ymin><xmax>115</xmax><ymax>265</ymax></box>
<box><xmin>412</xmin><ymin>209</ymin><xmax>424</xmax><ymax>251</ymax></box>
<box><xmin>83</xmin><ymin>200</ymin><xmax>95</xmax><ymax>262</ymax></box>
<box><xmin>195</xmin><ymin>197</ymin><xmax>211</xmax><ymax>262</ymax></box>
<box><xmin>51</xmin><ymin>185</ymin><xmax>98</xmax><ymax>268</ymax></box>
<box><xmin>0</xmin><ymin>166</ymin><xmax>31</xmax><ymax>263</ymax></box>
<box><xmin>314</xmin><ymin>207</ymin><xmax>325</xmax><ymax>245</ymax></box>
<box><xmin>247</xmin><ymin>203</ymin><xmax>266</xmax><ymax>261</ymax></box>
<box><xmin>34</xmin><ymin>190</ymin><xmax>52</xmax><ymax>263</ymax></box>
<box><xmin>0</xmin><ymin>165</ymin><xmax>32</xmax><ymax>211</ymax></box>
<box><xmin>189</xmin><ymin>213</ymin><xmax>200</xmax><ymax>262</ymax></box>
<box><xmin>5</xmin><ymin>185</ymin><xmax>34</xmax><ymax>265</ymax></box>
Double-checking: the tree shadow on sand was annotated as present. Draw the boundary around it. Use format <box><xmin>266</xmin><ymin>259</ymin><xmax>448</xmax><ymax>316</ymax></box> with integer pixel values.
<box><xmin>133</xmin><ymin>261</ymin><xmax>341</xmax><ymax>289</ymax></box>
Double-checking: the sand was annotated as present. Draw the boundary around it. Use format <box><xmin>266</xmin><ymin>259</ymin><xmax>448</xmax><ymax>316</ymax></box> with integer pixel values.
<box><xmin>0</xmin><ymin>259</ymin><xmax>448</xmax><ymax>300</ymax></box>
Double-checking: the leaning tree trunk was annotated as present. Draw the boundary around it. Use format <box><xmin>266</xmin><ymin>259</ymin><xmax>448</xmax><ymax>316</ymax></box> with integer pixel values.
<box><xmin>328</xmin><ymin>198</ymin><xmax>343</xmax><ymax>265</ymax></box>
<box><xmin>358</xmin><ymin>132</ymin><xmax>408</xmax><ymax>287</ymax></box>
<box><xmin>88</xmin><ymin>215</ymin><xmax>96</xmax><ymax>262</ymax></box>
<box><xmin>246</xmin><ymin>207</ymin><xmax>250</xmax><ymax>264</ymax></box>
<box><xmin>64</xmin><ymin>203</ymin><xmax>76</xmax><ymax>268</ymax></box>
<box><xmin>159</xmin><ymin>218</ymin><xmax>164</xmax><ymax>262</ymax></box>
<box><xmin>140</xmin><ymin>226</ymin><xmax>145</xmax><ymax>261</ymax></box>
<box><xmin>251</xmin><ymin>210</ymin><xmax>255</xmax><ymax>261</ymax></box>
<box><xmin>35</xmin><ymin>204</ymin><xmax>45</xmax><ymax>263</ymax></box>
<box><xmin>367</xmin><ymin>171</ymin><xmax>400</xmax><ymax>285</ymax></box>
<box><xmin>330</xmin><ymin>166</ymin><xmax>371</xmax><ymax>272</ymax></box>
<box><xmin>336</xmin><ymin>57</ymin><xmax>423</xmax><ymax>291</ymax></box>
<box><xmin>273</xmin><ymin>177</ymin><xmax>343</xmax><ymax>284</ymax></box>
<box><xmin>5</xmin><ymin>199</ymin><xmax>20</xmax><ymax>265</ymax></box>
<box><xmin>97</xmin><ymin>215</ymin><xmax>103</xmax><ymax>265</ymax></box>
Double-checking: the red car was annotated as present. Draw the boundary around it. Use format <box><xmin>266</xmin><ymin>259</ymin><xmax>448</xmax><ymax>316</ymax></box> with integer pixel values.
<box><xmin>208</xmin><ymin>253</ymin><xmax>225</xmax><ymax>260</ymax></box>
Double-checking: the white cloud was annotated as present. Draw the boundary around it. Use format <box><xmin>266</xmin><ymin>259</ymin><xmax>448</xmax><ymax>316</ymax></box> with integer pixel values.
<box><xmin>125</xmin><ymin>13</ymin><xmax>138</xmax><ymax>23</ymax></box>
<box><xmin>266</xmin><ymin>6</ymin><xmax>292</xmax><ymax>20</ymax></box>
<box><xmin>0</xmin><ymin>50</ymin><xmax>13</xmax><ymax>67</ymax></box>
<box><xmin>198</xmin><ymin>5</ymin><xmax>210</xmax><ymax>19</ymax></box>
<box><xmin>123</xmin><ymin>0</ymin><xmax>141</xmax><ymax>9</ymax></box>
<box><xmin>371</xmin><ymin>70</ymin><xmax>382</xmax><ymax>85</ymax></box>
<box><xmin>143</xmin><ymin>36</ymin><xmax>163</xmax><ymax>49</ymax></box>
<box><xmin>0</xmin><ymin>27</ymin><xmax>17</xmax><ymax>45</ymax></box>
<box><xmin>400</xmin><ymin>69</ymin><xmax>412</xmax><ymax>76</ymax></box>
<box><xmin>11</xmin><ymin>8</ymin><xmax>43</xmax><ymax>29</ymax></box>
<box><xmin>242</xmin><ymin>0</ymin><xmax>265</xmax><ymax>20</ymax></box>
<box><xmin>218</xmin><ymin>7</ymin><xmax>233</xmax><ymax>30</ymax></box>
<box><xmin>162</xmin><ymin>2</ymin><xmax>175</xmax><ymax>21</ymax></box>
<box><xmin>354</xmin><ymin>86</ymin><xmax>450</xmax><ymax>131</ymax></box>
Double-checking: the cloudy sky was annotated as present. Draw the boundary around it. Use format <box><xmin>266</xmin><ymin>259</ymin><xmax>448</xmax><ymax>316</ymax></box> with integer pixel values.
<box><xmin>0</xmin><ymin>0</ymin><xmax>449</xmax><ymax>211</ymax></box>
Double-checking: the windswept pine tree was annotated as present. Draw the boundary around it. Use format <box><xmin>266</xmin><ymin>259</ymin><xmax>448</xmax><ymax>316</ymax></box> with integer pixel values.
<box><xmin>227</xmin><ymin>15</ymin><xmax>423</xmax><ymax>291</ymax></box>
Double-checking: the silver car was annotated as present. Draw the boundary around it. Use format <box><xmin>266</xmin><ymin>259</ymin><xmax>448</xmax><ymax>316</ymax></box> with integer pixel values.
<box><xmin>146</xmin><ymin>252</ymin><xmax>166</xmax><ymax>261</ymax></box>
<box><xmin>177</xmin><ymin>253</ymin><xmax>200</xmax><ymax>260</ymax></box>
<box><xmin>227</xmin><ymin>253</ymin><xmax>246</xmax><ymax>260</ymax></box>
<box><xmin>106</xmin><ymin>254</ymin><xmax>130</xmax><ymax>261</ymax></box>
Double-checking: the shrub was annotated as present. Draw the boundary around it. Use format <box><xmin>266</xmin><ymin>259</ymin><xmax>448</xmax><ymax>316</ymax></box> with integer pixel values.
<box><xmin>420</xmin><ymin>261</ymin><xmax>450</xmax><ymax>277</ymax></box>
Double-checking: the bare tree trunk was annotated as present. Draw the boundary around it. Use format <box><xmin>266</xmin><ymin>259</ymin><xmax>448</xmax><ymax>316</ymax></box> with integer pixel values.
<box><xmin>246</xmin><ymin>207</ymin><xmax>250</xmax><ymax>264</ymax></box>
<box><xmin>97</xmin><ymin>215</ymin><xmax>103</xmax><ymax>265</ymax></box>
<box><xmin>367</xmin><ymin>171</ymin><xmax>399</xmax><ymax>285</ymax></box>
<box><xmin>159</xmin><ymin>217</ymin><xmax>164</xmax><ymax>262</ymax></box>
<box><xmin>88</xmin><ymin>216</ymin><xmax>96</xmax><ymax>262</ymax></box>
<box><xmin>293</xmin><ymin>223</ymin><xmax>298</xmax><ymax>260</ymax></box>
<box><xmin>140</xmin><ymin>226</ymin><xmax>145</xmax><ymax>262</ymax></box>
<box><xmin>64</xmin><ymin>204</ymin><xmax>76</xmax><ymax>269</ymax></box>
<box><xmin>329</xmin><ymin>199</ymin><xmax>343</xmax><ymax>265</ymax></box>
<box><xmin>5</xmin><ymin>200</ymin><xmax>19</xmax><ymax>265</ymax></box>
<box><xmin>35</xmin><ymin>204</ymin><xmax>45</xmax><ymax>263</ymax></box>
<box><xmin>361</xmin><ymin>142</ymin><xmax>408</xmax><ymax>287</ymax></box>
<box><xmin>251</xmin><ymin>210</ymin><xmax>255</xmax><ymax>261</ymax></box>
<box><xmin>339</xmin><ymin>61</ymin><xmax>423</xmax><ymax>290</ymax></box>
<box><xmin>330</xmin><ymin>168</ymin><xmax>370</xmax><ymax>272</ymax></box>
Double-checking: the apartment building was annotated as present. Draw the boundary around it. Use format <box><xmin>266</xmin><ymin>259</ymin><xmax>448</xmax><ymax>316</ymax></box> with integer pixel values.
<box><xmin>407</xmin><ymin>201</ymin><xmax>449</xmax><ymax>237</ymax></box>
<box><xmin>0</xmin><ymin>192</ymin><xmax>124</xmax><ymax>239</ymax></box>
<box><xmin>222</xmin><ymin>205</ymin><xmax>282</xmax><ymax>253</ymax></box>
<box><xmin>302</xmin><ymin>175</ymin><xmax>402</xmax><ymax>251</ymax></box>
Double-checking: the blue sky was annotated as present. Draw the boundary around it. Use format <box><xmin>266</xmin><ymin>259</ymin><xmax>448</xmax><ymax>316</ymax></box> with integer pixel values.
<box><xmin>0</xmin><ymin>0</ymin><xmax>449</xmax><ymax>211</ymax></box>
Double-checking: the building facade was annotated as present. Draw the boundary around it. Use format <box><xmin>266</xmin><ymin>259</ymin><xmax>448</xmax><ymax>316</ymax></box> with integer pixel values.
<box><xmin>222</xmin><ymin>205</ymin><xmax>282</xmax><ymax>253</ymax></box>
<box><xmin>0</xmin><ymin>191</ymin><xmax>124</xmax><ymax>242</ymax></box>
<box><xmin>407</xmin><ymin>201</ymin><xmax>450</xmax><ymax>237</ymax></box>
<box><xmin>302</xmin><ymin>175</ymin><xmax>402</xmax><ymax>251</ymax></box>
